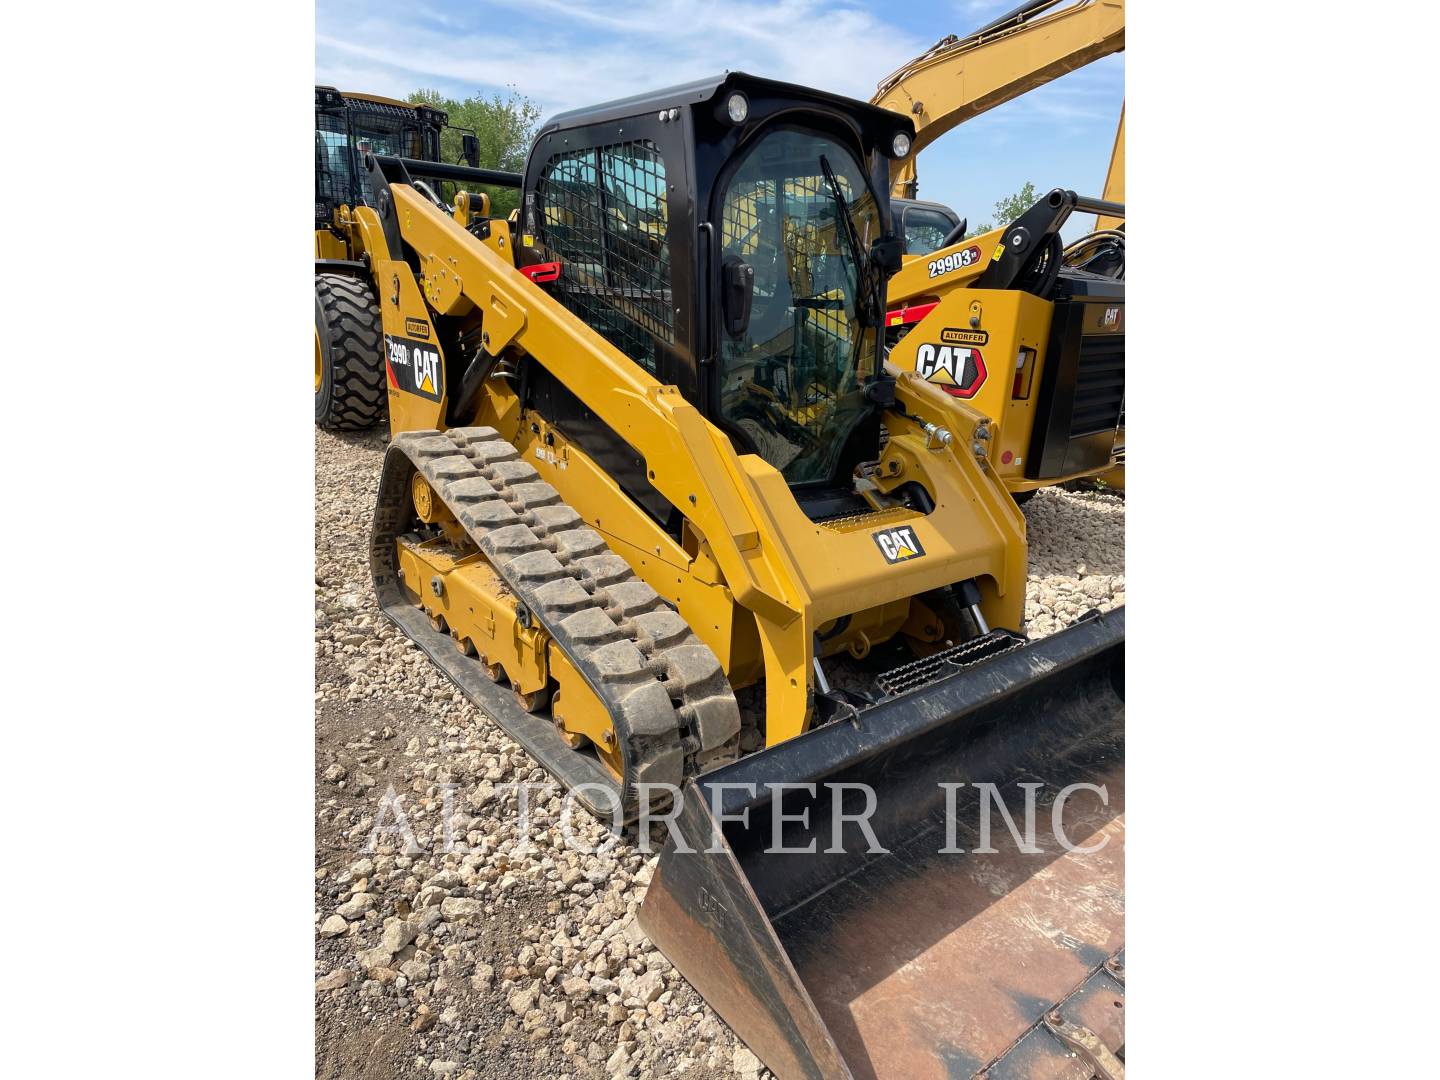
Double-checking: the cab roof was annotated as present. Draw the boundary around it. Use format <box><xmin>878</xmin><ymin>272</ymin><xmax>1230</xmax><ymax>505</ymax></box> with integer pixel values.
<box><xmin>315</xmin><ymin>85</ymin><xmax>438</xmax><ymax>114</ymax></box>
<box><xmin>538</xmin><ymin>71</ymin><xmax>913</xmax><ymax>146</ymax></box>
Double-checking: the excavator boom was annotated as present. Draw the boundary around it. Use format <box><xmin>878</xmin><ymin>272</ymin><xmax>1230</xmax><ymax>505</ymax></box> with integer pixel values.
<box><xmin>1096</xmin><ymin>103</ymin><xmax>1125</xmax><ymax>229</ymax></box>
<box><xmin>873</xmin><ymin>0</ymin><xmax>1125</xmax><ymax>201</ymax></box>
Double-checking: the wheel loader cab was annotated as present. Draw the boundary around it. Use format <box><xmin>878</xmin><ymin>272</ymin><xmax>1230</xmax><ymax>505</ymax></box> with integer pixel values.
<box><xmin>314</xmin><ymin>86</ymin><xmax>448</xmax><ymax>231</ymax></box>
<box><xmin>521</xmin><ymin>73</ymin><xmax>911</xmax><ymax>507</ymax></box>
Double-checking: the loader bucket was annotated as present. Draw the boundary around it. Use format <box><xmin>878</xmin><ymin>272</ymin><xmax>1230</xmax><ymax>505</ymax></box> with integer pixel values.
<box><xmin>639</xmin><ymin>610</ymin><xmax>1125</xmax><ymax>1080</ymax></box>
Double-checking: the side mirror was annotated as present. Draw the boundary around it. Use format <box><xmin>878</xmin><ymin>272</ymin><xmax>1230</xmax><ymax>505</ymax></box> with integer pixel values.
<box><xmin>461</xmin><ymin>133</ymin><xmax>480</xmax><ymax>169</ymax></box>
<box><xmin>722</xmin><ymin>255</ymin><xmax>754</xmax><ymax>339</ymax></box>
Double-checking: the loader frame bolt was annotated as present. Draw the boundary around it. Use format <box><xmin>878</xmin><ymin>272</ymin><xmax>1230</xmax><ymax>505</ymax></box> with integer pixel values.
<box><xmin>430</xmin><ymin>576</ymin><xmax>444</xmax><ymax>598</ymax></box>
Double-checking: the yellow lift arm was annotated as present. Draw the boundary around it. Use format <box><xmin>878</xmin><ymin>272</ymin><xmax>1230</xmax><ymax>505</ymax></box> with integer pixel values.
<box><xmin>872</xmin><ymin>0</ymin><xmax>1125</xmax><ymax>217</ymax></box>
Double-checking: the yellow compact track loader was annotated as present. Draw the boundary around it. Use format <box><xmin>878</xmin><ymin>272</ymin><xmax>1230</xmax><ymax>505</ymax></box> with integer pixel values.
<box><xmin>314</xmin><ymin>72</ymin><xmax>1124</xmax><ymax>1078</ymax></box>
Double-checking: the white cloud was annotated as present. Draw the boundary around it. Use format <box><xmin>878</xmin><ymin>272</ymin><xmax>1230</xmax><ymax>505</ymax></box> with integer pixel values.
<box><xmin>312</xmin><ymin>57</ymin><xmax>420</xmax><ymax>103</ymax></box>
<box><xmin>314</xmin><ymin>0</ymin><xmax>1124</xmax><ymax>218</ymax></box>
<box><xmin>316</xmin><ymin>0</ymin><xmax>932</xmax><ymax>117</ymax></box>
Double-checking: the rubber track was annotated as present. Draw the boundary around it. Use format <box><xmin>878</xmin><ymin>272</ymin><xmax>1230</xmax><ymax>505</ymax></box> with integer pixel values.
<box><xmin>383</xmin><ymin>427</ymin><xmax>740</xmax><ymax>812</ymax></box>
<box><xmin>316</xmin><ymin>273</ymin><xmax>386</xmax><ymax>430</ymax></box>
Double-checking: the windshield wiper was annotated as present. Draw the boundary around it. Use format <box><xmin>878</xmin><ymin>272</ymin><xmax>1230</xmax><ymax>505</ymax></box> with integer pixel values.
<box><xmin>819</xmin><ymin>155</ymin><xmax>880</xmax><ymax>324</ymax></box>
<box><xmin>819</xmin><ymin>155</ymin><xmax>895</xmax><ymax>408</ymax></box>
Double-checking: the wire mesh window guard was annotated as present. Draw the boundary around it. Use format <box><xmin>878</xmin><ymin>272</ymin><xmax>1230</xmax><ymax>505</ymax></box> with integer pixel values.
<box><xmin>535</xmin><ymin>140</ymin><xmax>673</xmax><ymax>374</ymax></box>
<box><xmin>315</xmin><ymin>103</ymin><xmax>430</xmax><ymax>223</ymax></box>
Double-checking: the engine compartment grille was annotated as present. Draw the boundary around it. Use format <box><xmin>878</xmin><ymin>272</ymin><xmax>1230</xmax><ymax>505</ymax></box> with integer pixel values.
<box><xmin>1070</xmin><ymin>334</ymin><xmax>1125</xmax><ymax>437</ymax></box>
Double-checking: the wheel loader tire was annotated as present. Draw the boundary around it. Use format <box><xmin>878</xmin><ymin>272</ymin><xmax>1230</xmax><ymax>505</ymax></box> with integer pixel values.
<box><xmin>1011</xmin><ymin>489</ymin><xmax>1037</xmax><ymax>506</ymax></box>
<box><xmin>315</xmin><ymin>273</ymin><xmax>386</xmax><ymax>431</ymax></box>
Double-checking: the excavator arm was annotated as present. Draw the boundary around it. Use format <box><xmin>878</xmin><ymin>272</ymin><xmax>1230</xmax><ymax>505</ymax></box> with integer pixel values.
<box><xmin>873</xmin><ymin>0</ymin><xmax>1125</xmax><ymax>205</ymax></box>
<box><xmin>1097</xmin><ymin>102</ymin><xmax>1124</xmax><ymax>229</ymax></box>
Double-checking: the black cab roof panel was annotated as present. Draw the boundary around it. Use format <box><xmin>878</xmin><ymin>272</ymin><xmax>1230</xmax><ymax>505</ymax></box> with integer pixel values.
<box><xmin>539</xmin><ymin>71</ymin><xmax>914</xmax><ymax>147</ymax></box>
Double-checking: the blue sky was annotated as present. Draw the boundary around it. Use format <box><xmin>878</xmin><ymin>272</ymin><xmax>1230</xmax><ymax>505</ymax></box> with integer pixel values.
<box><xmin>316</xmin><ymin>0</ymin><xmax>1123</xmax><ymax>232</ymax></box>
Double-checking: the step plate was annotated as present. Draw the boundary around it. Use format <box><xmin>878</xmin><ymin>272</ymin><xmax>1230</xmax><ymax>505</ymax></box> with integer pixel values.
<box><xmin>875</xmin><ymin>630</ymin><xmax>1027</xmax><ymax>699</ymax></box>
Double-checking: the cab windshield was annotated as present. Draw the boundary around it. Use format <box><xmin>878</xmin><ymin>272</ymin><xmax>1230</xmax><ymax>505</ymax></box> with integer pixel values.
<box><xmin>716</xmin><ymin>128</ymin><xmax>880</xmax><ymax>485</ymax></box>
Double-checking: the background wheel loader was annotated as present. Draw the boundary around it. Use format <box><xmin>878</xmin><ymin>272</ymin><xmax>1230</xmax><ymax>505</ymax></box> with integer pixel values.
<box><xmin>315</xmin><ymin>70</ymin><xmax>1124</xmax><ymax>1077</ymax></box>
<box><xmin>314</xmin><ymin>85</ymin><xmax>508</xmax><ymax>430</ymax></box>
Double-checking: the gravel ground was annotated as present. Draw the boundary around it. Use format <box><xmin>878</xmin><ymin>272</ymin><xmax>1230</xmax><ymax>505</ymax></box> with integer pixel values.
<box><xmin>314</xmin><ymin>427</ymin><xmax>1124</xmax><ymax>1079</ymax></box>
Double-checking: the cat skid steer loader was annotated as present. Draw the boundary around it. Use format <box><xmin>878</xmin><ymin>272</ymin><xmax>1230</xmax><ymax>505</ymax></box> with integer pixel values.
<box><xmin>873</xmin><ymin>0</ymin><xmax>1127</xmax><ymax>498</ymax></box>
<box><xmin>884</xmin><ymin>187</ymin><xmax>1126</xmax><ymax>500</ymax></box>
<box><xmin>316</xmin><ymin>72</ymin><xmax>1124</xmax><ymax>1078</ymax></box>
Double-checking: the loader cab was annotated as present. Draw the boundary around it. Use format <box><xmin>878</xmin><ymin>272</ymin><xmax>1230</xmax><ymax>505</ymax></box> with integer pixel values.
<box><xmin>522</xmin><ymin>73</ymin><xmax>914</xmax><ymax>505</ymax></box>
<box><xmin>314</xmin><ymin>87</ymin><xmax>448</xmax><ymax>228</ymax></box>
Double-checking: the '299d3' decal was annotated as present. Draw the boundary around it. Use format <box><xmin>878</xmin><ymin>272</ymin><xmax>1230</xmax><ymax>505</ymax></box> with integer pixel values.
<box><xmin>914</xmin><ymin>341</ymin><xmax>987</xmax><ymax>398</ymax></box>
<box><xmin>927</xmin><ymin>245</ymin><xmax>982</xmax><ymax>278</ymax></box>
<box><xmin>385</xmin><ymin>335</ymin><xmax>443</xmax><ymax>402</ymax></box>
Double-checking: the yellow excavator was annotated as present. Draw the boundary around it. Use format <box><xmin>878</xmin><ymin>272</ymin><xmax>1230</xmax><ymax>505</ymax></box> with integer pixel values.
<box><xmin>873</xmin><ymin>0</ymin><xmax>1124</xmax><ymax>210</ymax></box>
<box><xmin>874</xmin><ymin>0</ymin><xmax>1126</xmax><ymax>498</ymax></box>
<box><xmin>315</xmin><ymin>71</ymin><xmax>1124</xmax><ymax>1077</ymax></box>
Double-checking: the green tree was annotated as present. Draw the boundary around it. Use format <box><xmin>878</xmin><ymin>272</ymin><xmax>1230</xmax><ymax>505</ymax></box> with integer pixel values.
<box><xmin>407</xmin><ymin>88</ymin><xmax>542</xmax><ymax>218</ymax></box>
<box><xmin>965</xmin><ymin>180</ymin><xmax>1040</xmax><ymax>239</ymax></box>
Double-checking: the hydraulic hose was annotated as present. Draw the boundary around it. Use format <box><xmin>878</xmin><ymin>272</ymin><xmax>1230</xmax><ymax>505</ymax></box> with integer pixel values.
<box><xmin>1063</xmin><ymin>228</ymin><xmax>1126</xmax><ymax>279</ymax></box>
